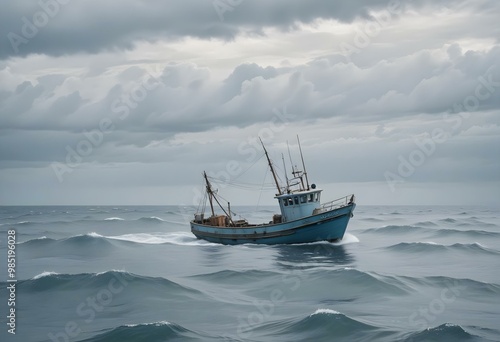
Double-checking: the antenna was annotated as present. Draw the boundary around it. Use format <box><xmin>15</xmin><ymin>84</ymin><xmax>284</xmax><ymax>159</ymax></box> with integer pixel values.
<box><xmin>281</xmin><ymin>153</ymin><xmax>289</xmax><ymax>190</ymax></box>
<box><xmin>287</xmin><ymin>141</ymin><xmax>296</xmax><ymax>176</ymax></box>
<box><xmin>297</xmin><ymin>135</ymin><xmax>310</xmax><ymax>190</ymax></box>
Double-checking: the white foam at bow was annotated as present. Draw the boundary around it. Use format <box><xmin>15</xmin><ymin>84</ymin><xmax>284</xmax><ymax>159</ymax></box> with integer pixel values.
<box><xmin>333</xmin><ymin>233</ymin><xmax>360</xmax><ymax>245</ymax></box>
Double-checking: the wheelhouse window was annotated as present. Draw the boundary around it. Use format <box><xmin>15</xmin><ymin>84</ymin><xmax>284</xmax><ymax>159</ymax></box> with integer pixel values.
<box><xmin>283</xmin><ymin>198</ymin><xmax>288</xmax><ymax>206</ymax></box>
<box><xmin>300</xmin><ymin>195</ymin><xmax>307</xmax><ymax>204</ymax></box>
<box><xmin>294</xmin><ymin>196</ymin><xmax>299</xmax><ymax>205</ymax></box>
<box><xmin>308</xmin><ymin>194</ymin><xmax>314</xmax><ymax>202</ymax></box>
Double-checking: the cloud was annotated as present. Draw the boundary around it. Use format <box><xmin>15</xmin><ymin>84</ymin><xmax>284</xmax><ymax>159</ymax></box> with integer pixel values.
<box><xmin>1</xmin><ymin>44</ymin><xmax>499</xmax><ymax>163</ymax></box>
<box><xmin>2</xmin><ymin>0</ymin><xmax>499</xmax><ymax>60</ymax></box>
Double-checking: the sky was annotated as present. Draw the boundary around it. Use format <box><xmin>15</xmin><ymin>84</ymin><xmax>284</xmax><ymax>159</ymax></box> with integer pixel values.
<box><xmin>0</xmin><ymin>0</ymin><xmax>499</xmax><ymax>206</ymax></box>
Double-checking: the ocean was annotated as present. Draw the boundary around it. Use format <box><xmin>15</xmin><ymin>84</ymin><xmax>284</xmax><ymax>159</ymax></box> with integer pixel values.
<box><xmin>0</xmin><ymin>205</ymin><xmax>499</xmax><ymax>342</ymax></box>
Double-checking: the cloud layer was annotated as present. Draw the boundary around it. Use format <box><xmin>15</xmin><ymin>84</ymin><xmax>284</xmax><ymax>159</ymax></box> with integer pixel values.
<box><xmin>0</xmin><ymin>0</ymin><xmax>499</xmax><ymax>205</ymax></box>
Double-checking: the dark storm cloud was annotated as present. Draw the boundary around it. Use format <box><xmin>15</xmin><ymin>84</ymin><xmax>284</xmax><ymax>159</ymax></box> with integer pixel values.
<box><xmin>2</xmin><ymin>0</ymin><xmax>498</xmax><ymax>60</ymax></box>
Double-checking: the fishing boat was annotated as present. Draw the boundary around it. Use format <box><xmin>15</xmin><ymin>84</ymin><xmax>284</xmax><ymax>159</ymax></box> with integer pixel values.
<box><xmin>190</xmin><ymin>137</ymin><xmax>356</xmax><ymax>245</ymax></box>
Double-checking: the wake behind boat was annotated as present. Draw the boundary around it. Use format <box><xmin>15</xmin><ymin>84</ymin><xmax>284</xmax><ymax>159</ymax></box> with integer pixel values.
<box><xmin>190</xmin><ymin>137</ymin><xmax>356</xmax><ymax>245</ymax></box>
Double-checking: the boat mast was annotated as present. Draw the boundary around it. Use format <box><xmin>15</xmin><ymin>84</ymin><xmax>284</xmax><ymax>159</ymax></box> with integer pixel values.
<box><xmin>297</xmin><ymin>135</ymin><xmax>310</xmax><ymax>190</ymax></box>
<box><xmin>260</xmin><ymin>138</ymin><xmax>282</xmax><ymax>195</ymax></box>
<box><xmin>203</xmin><ymin>171</ymin><xmax>235</xmax><ymax>226</ymax></box>
<box><xmin>203</xmin><ymin>171</ymin><xmax>215</xmax><ymax>217</ymax></box>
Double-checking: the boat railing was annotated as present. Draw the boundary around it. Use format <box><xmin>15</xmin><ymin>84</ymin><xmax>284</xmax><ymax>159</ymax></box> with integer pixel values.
<box><xmin>315</xmin><ymin>194</ymin><xmax>355</xmax><ymax>214</ymax></box>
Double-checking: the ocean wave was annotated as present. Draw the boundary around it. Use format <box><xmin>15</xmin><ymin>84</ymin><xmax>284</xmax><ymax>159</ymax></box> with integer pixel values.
<box><xmin>386</xmin><ymin>242</ymin><xmax>500</xmax><ymax>255</ymax></box>
<box><xmin>190</xmin><ymin>269</ymin><xmax>281</xmax><ymax>285</ymax></box>
<box><xmin>414</xmin><ymin>221</ymin><xmax>438</xmax><ymax>227</ymax></box>
<box><xmin>17</xmin><ymin>271</ymin><xmax>203</xmax><ymax>297</ymax></box>
<box><xmin>137</xmin><ymin>216</ymin><xmax>166</xmax><ymax>222</ymax></box>
<box><xmin>19</xmin><ymin>232</ymin><xmax>214</xmax><ymax>250</ymax></box>
<box><xmin>79</xmin><ymin>321</ymin><xmax>211</xmax><ymax>342</ymax></box>
<box><xmin>403</xmin><ymin>323</ymin><xmax>480</xmax><ymax>342</ymax></box>
<box><xmin>62</xmin><ymin>233</ymin><xmax>114</xmax><ymax>247</ymax></box>
<box><xmin>192</xmin><ymin>268</ymin><xmax>412</xmax><ymax>298</ymax></box>
<box><xmin>19</xmin><ymin>233</ymin><xmax>115</xmax><ymax>258</ymax></box>
<box><xmin>363</xmin><ymin>225</ymin><xmax>426</xmax><ymax>234</ymax></box>
<box><xmin>8</xmin><ymin>216</ymin><xmax>171</xmax><ymax>226</ymax></box>
<box><xmin>421</xmin><ymin>276</ymin><xmax>500</xmax><ymax>295</ymax></box>
<box><xmin>433</xmin><ymin>228</ymin><xmax>500</xmax><ymax>238</ymax></box>
<box><xmin>32</xmin><ymin>271</ymin><xmax>59</xmax><ymax>280</ymax></box>
<box><xmin>305</xmin><ymin>268</ymin><xmax>413</xmax><ymax>296</ymax></box>
<box><xmin>19</xmin><ymin>236</ymin><xmax>55</xmax><ymax>245</ymax></box>
<box><xmin>12</xmin><ymin>220</ymin><xmax>36</xmax><ymax>226</ymax></box>
<box><xmin>394</xmin><ymin>274</ymin><xmax>500</xmax><ymax>297</ymax></box>
<box><xmin>248</xmin><ymin>308</ymin><xmax>387</xmax><ymax>342</ymax></box>
<box><xmin>359</xmin><ymin>217</ymin><xmax>385</xmax><ymax>222</ymax></box>
<box><xmin>107</xmin><ymin>232</ymin><xmax>216</xmax><ymax>246</ymax></box>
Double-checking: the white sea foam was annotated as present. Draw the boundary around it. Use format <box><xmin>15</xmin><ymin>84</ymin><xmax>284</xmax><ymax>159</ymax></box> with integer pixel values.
<box><xmin>149</xmin><ymin>216</ymin><xmax>165</xmax><ymax>221</ymax></box>
<box><xmin>333</xmin><ymin>233</ymin><xmax>360</xmax><ymax>245</ymax></box>
<box><xmin>125</xmin><ymin>321</ymin><xmax>172</xmax><ymax>327</ymax></box>
<box><xmin>32</xmin><ymin>271</ymin><xmax>58</xmax><ymax>280</ymax></box>
<box><xmin>94</xmin><ymin>269</ymin><xmax>129</xmax><ymax>276</ymax></box>
<box><xmin>310</xmin><ymin>308</ymin><xmax>341</xmax><ymax>316</ymax></box>
<box><xmin>107</xmin><ymin>232</ymin><xmax>216</xmax><ymax>246</ymax></box>
<box><xmin>87</xmin><ymin>232</ymin><xmax>104</xmax><ymax>238</ymax></box>
<box><xmin>104</xmin><ymin>217</ymin><xmax>125</xmax><ymax>221</ymax></box>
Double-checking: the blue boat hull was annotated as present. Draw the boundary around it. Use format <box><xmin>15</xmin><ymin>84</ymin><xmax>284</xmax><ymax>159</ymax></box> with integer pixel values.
<box><xmin>190</xmin><ymin>203</ymin><xmax>355</xmax><ymax>245</ymax></box>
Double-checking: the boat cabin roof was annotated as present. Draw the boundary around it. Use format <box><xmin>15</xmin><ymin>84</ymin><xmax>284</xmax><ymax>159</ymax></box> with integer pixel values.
<box><xmin>275</xmin><ymin>188</ymin><xmax>322</xmax><ymax>199</ymax></box>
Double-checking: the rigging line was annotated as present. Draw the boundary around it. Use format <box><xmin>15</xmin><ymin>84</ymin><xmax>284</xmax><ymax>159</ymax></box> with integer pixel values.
<box><xmin>215</xmin><ymin>193</ymin><xmax>245</xmax><ymax>219</ymax></box>
<box><xmin>196</xmin><ymin>177</ymin><xmax>207</xmax><ymax>214</ymax></box>
<box><xmin>254</xmin><ymin>164</ymin><xmax>269</xmax><ymax>214</ymax></box>
<box><xmin>272</xmin><ymin>161</ymin><xmax>287</xmax><ymax>189</ymax></box>
<box><xmin>217</xmin><ymin>183</ymin><xmax>276</xmax><ymax>191</ymax></box>
<box><xmin>201</xmin><ymin>191</ymin><xmax>207</xmax><ymax>215</ymax></box>
<box><xmin>232</xmin><ymin>152</ymin><xmax>266</xmax><ymax>181</ymax></box>
<box><xmin>206</xmin><ymin>176</ymin><xmax>276</xmax><ymax>190</ymax></box>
